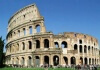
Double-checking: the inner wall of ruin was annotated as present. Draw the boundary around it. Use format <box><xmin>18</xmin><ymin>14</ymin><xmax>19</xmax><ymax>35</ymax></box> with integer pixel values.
<box><xmin>5</xmin><ymin>4</ymin><xmax>100</xmax><ymax>67</ymax></box>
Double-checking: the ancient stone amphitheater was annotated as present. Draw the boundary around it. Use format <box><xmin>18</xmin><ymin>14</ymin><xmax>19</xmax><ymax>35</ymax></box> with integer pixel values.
<box><xmin>5</xmin><ymin>4</ymin><xmax>100</xmax><ymax>67</ymax></box>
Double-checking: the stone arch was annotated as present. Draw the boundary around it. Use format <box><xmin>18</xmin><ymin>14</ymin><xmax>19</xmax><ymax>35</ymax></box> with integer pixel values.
<box><xmin>28</xmin><ymin>56</ymin><xmax>32</xmax><ymax>66</ymax></box>
<box><xmin>89</xmin><ymin>58</ymin><xmax>91</xmax><ymax>64</ymax></box>
<box><xmin>28</xmin><ymin>41</ymin><xmax>32</xmax><ymax>49</ymax></box>
<box><xmin>61</xmin><ymin>41</ymin><xmax>67</xmax><ymax>48</ymax></box>
<box><xmin>18</xmin><ymin>30</ymin><xmax>20</xmax><ymax>37</ymax></box>
<box><xmin>80</xmin><ymin>57</ymin><xmax>83</xmax><ymax>65</ymax></box>
<box><xmin>84</xmin><ymin>57</ymin><xmax>87</xmax><ymax>64</ymax></box>
<box><xmin>35</xmin><ymin>24</ymin><xmax>41</xmax><ymax>33</ymax></box>
<box><xmin>79</xmin><ymin>39</ymin><xmax>82</xmax><ymax>44</ymax></box>
<box><xmin>21</xmin><ymin>57</ymin><xmax>25</xmax><ymax>66</ymax></box>
<box><xmin>92</xmin><ymin>46</ymin><xmax>93</xmax><ymax>54</ymax></box>
<box><xmin>44</xmin><ymin>56</ymin><xmax>49</xmax><ymax>65</ymax></box>
<box><xmin>74</xmin><ymin>44</ymin><xmax>77</xmax><ymax>50</ymax></box>
<box><xmin>92</xmin><ymin>58</ymin><xmax>94</xmax><ymax>64</ymax></box>
<box><xmin>63</xmin><ymin>56</ymin><xmax>68</xmax><ymax>65</ymax></box>
<box><xmin>22</xmin><ymin>42</ymin><xmax>25</xmax><ymax>50</ymax></box>
<box><xmin>54</xmin><ymin>42</ymin><xmax>59</xmax><ymax>48</ymax></box>
<box><xmin>16</xmin><ymin>43</ymin><xmax>19</xmax><ymax>51</ymax></box>
<box><xmin>23</xmin><ymin>28</ymin><xmax>26</xmax><ymax>36</ymax></box>
<box><xmin>79</xmin><ymin>45</ymin><xmax>82</xmax><ymax>53</ymax></box>
<box><xmin>84</xmin><ymin>45</ymin><xmax>87</xmax><ymax>53</ymax></box>
<box><xmin>53</xmin><ymin>55</ymin><xmax>59</xmax><ymax>66</ymax></box>
<box><xmin>16</xmin><ymin>57</ymin><xmax>19</xmax><ymax>65</ymax></box>
<box><xmin>29</xmin><ymin>26</ymin><xmax>32</xmax><ymax>34</ymax></box>
<box><xmin>44</xmin><ymin>39</ymin><xmax>49</xmax><ymax>48</ymax></box>
<box><xmin>36</xmin><ymin>40</ymin><xmax>40</xmax><ymax>48</ymax></box>
<box><xmin>70</xmin><ymin>56</ymin><xmax>76</xmax><ymax>65</ymax></box>
<box><xmin>35</xmin><ymin>56</ymin><xmax>40</xmax><ymax>67</ymax></box>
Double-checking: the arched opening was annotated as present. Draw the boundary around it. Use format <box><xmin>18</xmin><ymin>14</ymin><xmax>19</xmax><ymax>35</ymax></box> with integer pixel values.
<box><xmin>44</xmin><ymin>39</ymin><xmax>49</xmax><ymax>48</ymax></box>
<box><xmin>36</xmin><ymin>40</ymin><xmax>40</xmax><ymax>48</ymax></box>
<box><xmin>35</xmin><ymin>56</ymin><xmax>40</xmax><ymax>67</ymax></box>
<box><xmin>61</xmin><ymin>41</ymin><xmax>67</xmax><ymax>48</ymax></box>
<box><xmin>16</xmin><ymin>58</ymin><xmax>19</xmax><ymax>65</ymax></box>
<box><xmin>22</xmin><ymin>42</ymin><xmax>25</xmax><ymax>50</ymax></box>
<box><xmin>71</xmin><ymin>56</ymin><xmax>76</xmax><ymax>65</ymax></box>
<box><xmin>28</xmin><ymin>41</ymin><xmax>32</xmax><ymax>49</ymax></box>
<box><xmin>84</xmin><ymin>57</ymin><xmax>87</xmax><ymax>64</ymax></box>
<box><xmin>84</xmin><ymin>45</ymin><xmax>87</xmax><ymax>53</ymax></box>
<box><xmin>21</xmin><ymin>57</ymin><xmax>25</xmax><ymax>66</ymax></box>
<box><xmin>92</xmin><ymin>47</ymin><xmax>93</xmax><ymax>54</ymax></box>
<box><xmin>54</xmin><ymin>42</ymin><xmax>59</xmax><ymax>48</ymax></box>
<box><xmin>23</xmin><ymin>28</ymin><xmax>26</xmax><ymax>36</ymax></box>
<box><xmin>28</xmin><ymin>56</ymin><xmax>32</xmax><ymax>66</ymax></box>
<box><xmin>53</xmin><ymin>55</ymin><xmax>59</xmax><ymax>66</ymax></box>
<box><xmin>44</xmin><ymin>56</ymin><xmax>49</xmax><ymax>66</ymax></box>
<box><xmin>79</xmin><ymin>45</ymin><xmax>82</xmax><ymax>53</ymax></box>
<box><xmin>17</xmin><ymin>43</ymin><xmax>19</xmax><ymax>51</ymax></box>
<box><xmin>36</xmin><ymin>25</ymin><xmax>41</xmax><ymax>33</ymax></box>
<box><xmin>74</xmin><ymin>44</ymin><xmax>77</xmax><ymax>50</ymax></box>
<box><xmin>89</xmin><ymin>58</ymin><xmax>91</xmax><ymax>64</ymax></box>
<box><xmin>92</xmin><ymin>58</ymin><xmax>94</xmax><ymax>64</ymax></box>
<box><xmin>18</xmin><ymin>30</ymin><xmax>20</xmax><ymax>37</ymax></box>
<box><xmin>80</xmin><ymin>57</ymin><xmax>83</xmax><ymax>65</ymax></box>
<box><xmin>88</xmin><ymin>46</ymin><xmax>90</xmax><ymax>51</ymax></box>
<box><xmin>12</xmin><ymin>58</ymin><xmax>14</xmax><ymax>64</ymax></box>
<box><xmin>79</xmin><ymin>39</ymin><xmax>82</xmax><ymax>44</ymax></box>
<box><xmin>95</xmin><ymin>58</ymin><xmax>96</xmax><ymax>64</ymax></box>
<box><xmin>29</xmin><ymin>26</ymin><xmax>32</xmax><ymax>34</ymax></box>
<box><xmin>63</xmin><ymin>57</ymin><xmax>68</xmax><ymax>65</ymax></box>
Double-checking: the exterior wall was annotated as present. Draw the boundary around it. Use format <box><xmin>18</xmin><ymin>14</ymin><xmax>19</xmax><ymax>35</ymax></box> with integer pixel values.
<box><xmin>5</xmin><ymin>4</ymin><xmax>100</xmax><ymax>67</ymax></box>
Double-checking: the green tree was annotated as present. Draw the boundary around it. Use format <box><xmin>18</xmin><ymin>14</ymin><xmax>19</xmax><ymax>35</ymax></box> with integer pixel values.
<box><xmin>0</xmin><ymin>37</ymin><xmax>4</xmax><ymax>67</ymax></box>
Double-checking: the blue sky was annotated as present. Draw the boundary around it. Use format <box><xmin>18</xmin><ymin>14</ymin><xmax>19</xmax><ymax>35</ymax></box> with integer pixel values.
<box><xmin>0</xmin><ymin>0</ymin><xmax>100</xmax><ymax>51</ymax></box>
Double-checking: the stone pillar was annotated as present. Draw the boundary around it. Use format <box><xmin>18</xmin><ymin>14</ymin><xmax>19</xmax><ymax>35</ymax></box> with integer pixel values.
<box><xmin>68</xmin><ymin>56</ymin><xmax>70</xmax><ymax>66</ymax></box>
<box><xmin>40</xmin><ymin>55</ymin><xmax>43</xmax><ymax>66</ymax></box>
<box><xmin>26</xmin><ymin>27</ymin><xmax>29</xmax><ymax>35</ymax></box>
<box><xmin>87</xmin><ymin>58</ymin><xmax>89</xmax><ymax>65</ymax></box>
<box><xmin>50</xmin><ymin>54</ymin><xmax>53</xmax><ymax>65</ymax></box>
<box><xmin>40</xmin><ymin>38</ymin><xmax>44</xmax><ymax>48</ymax></box>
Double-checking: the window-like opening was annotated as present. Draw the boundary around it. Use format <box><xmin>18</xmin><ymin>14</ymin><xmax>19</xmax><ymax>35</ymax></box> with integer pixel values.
<box><xmin>80</xmin><ymin>57</ymin><xmax>83</xmax><ymax>65</ymax></box>
<box><xmin>36</xmin><ymin>25</ymin><xmax>40</xmax><ymax>33</ymax></box>
<box><xmin>35</xmin><ymin>56</ymin><xmax>40</xmax><ymax>66</ymax></box>
<box><xmin>36</xmin><ymin>40</ymin><xmax>40</xmax><ymax>48</ymax></box>
<box><xmin>74</xmin><ymin>44</ymin><xmax>77</xmax><ymax>50</ymax></box>
<box><xmin>53</xmin><ymin>55</ymin><xmax>59</xmax><ymax>66</ymax></box>
<box><xmin>92</xmin><ymin>47</ymin><xmax>93</xmax><ymax>54</ymax></box>
<box><xmin>44</xmin><ymin>56</ymin><xmax>49</xmax><ymax>66</ymax></box>
<box><xmin>63</xmin><ymin>57</ymin><xmax>68</xmax><ymax>65</ymax></box>
<box><xmin>88</xmin><ymin>46</ymin><xmax>90</xmax><ymax>51</ymax></box>
<box><xmin>23</xmin><ymin>28</ymin><xmax>26</xmax><ymax>36</ymax></box>
<box><xmin>71</xmin><ymin>57</ymin><xmax>76</xmax><ymax>65</ymax></box>
<box><xmin>84</xmin><ymin>35</ymin><xmax>86</xmax><ymax>38</ymax></box>
<box><xmin>61</xmin><ymin>41</ymin><xmax>67</xmax><ymax>48</ymax></box>
<box><xmin>89</xmin><ymin>58</ymin><xmax>91</xmax><ymax>64</ymax></box>
<box><xmin>28</xmin><ymin>56</ymin><xmax>32</xmax><ymax>66</ymax></box>
<box><xmin>44</xmin><ymin>39</ymin><xmax>49</xmax><ymax>48</ymax></box>
<box><xmin>23</xmin><ymin>15</ymin><xmax>25</xmax><ymax>18</ymax></box>
<box><xmin>29</xmin><ymin>26</ymin><xmax>32</xmax><ymax>34</ymax></box>
<box><xmin>79</xmin><ymin>45</ymin><xmax>82</xmax><ymax>53</ymax></box>
<box><xmin>18</xmin><ymin>30</ymin><xmax>20</xmax><ymax>37</ymax></box>
<box><xmin>22</xmin><ymin>42</ymin><xmax>25</xmax><ymax>50</ymax></box>
<box><xmin>84</xmin><ymin>58</ymin><xmax>87</xmax><ymax>64</ymax></box>
<box><xmin>22</xmin><ymin>57</ymin><xmax>25</xmax><ymax>66</ymax></box>
<box><xmin>28</xmin><ymin>41</ymin><xmax>32</xmax><ymax>49</ymax></box>
<box><xmin>79</xmin><ymin>40</ymin><xmax>82</xmax><ymax>44</ymax></box>
<box><xmin>92</xmin><ymin>58</ymin><xmax>94</xmax><ymax>64</ymax></box>
<box><xmin>54</xmin><ymin>42</ymin><xmax>59</xmax><ymax>48</ymax></box>
<box><xmin>84</xmin><ymin>45</ymin><xmax>87</xmax><ymax>53</ymax></box>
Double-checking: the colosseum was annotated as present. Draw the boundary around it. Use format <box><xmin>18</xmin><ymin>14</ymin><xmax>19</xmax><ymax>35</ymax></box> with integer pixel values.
<box><xmin>5</xmin><ymin>4</ymin><xmax>100</xmax><ymax>67</ymax></box>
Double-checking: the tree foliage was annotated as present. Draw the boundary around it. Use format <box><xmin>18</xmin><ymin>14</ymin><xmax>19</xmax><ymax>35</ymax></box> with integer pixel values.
<box><xmin>0</xmin><ymin>36</ymin><xmax>4</xmax><ymax>67</ymax></box>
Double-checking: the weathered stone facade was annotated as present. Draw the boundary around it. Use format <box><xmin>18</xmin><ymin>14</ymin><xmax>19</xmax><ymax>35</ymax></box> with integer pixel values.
<box><xmin>5</xmin><ymin>4</ymin><xmax>100</xmax><ymax>67</ymax></box>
